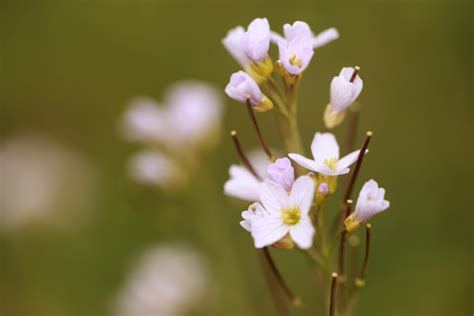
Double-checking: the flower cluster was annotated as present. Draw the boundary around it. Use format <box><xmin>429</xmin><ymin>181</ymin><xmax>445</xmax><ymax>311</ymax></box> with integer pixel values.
<box><xmin>222</xmin><ymin>17</ymin><xmax>391</xmax><ymax>313</ymax></box>
<box><xmin>120</xmin><ymin>81</ymin><xmax>223</xmax><ymax>189</ymax></box>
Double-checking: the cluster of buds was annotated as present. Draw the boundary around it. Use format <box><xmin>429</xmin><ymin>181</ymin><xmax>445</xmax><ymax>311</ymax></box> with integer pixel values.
<box><xmin>120</xmin><ymin>81</ymin><xmax>223</xmax><ymax>190</ymax></box>
<box><xmin>223</xmin><ymin>18</ymin><xmax>390</xmax><ymax>315</ymax></box>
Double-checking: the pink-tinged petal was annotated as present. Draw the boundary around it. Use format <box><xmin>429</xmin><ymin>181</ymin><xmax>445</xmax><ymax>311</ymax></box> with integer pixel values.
<box><xmin>267</xmin><ymin>157</ymin><xmax>294</xmax><ymax>191</ymax></box>
<box><xmin>283</xmin><ymin>21</ymin><xmax>313</xmax><ymax>41</ymax></box>
<box><xmin>224</xmin><ymin>165</ymin><xmax>260</xmax><ymax>202</ymax></box>
<box><xmin>258</xmin><ymin>180</ymin><xmax>289</xmax><ymax>213</ymax></box>
<box><xmin>311</xmin><ymin>132</ymin><xmax>340</xmax><ymax>163</ymax></box>
<box><xmin>330</xmin><ymin>76</ymin><xmax>355</xmax><ymax>112</ymax></box>
<box><xmin>225</xmin><ymin>71</ymin><xmax>263</xmax><ymax>105</ymax></box>
<box><xmin>241</xmin><ymin>18</ymin><xmax>270</xmax><ymax>62</ymax></box>
<box><xmin>289</xmin><ymin>175</ymin><xmax>315</xmax><ymax>214</ymax></box>
<box><xmin>270</xmin><ymin>31</ymin><xmax>286</xmax><ymax>44</ymax></box>
<box><xmin>289</xmin><ymin>216</ymin><xmax>315</xmax><ymax>249</ymax></box>
<box><xmin>222</xmin><ymin>26</ymin><xmax>251</xmax><ymax>68</ymax></box>
<box><xmin>337</xmin><ymin>149</ymin><xmax>368</xmax><ymax>171</ymax></box>
<box><xmin>288</xmin><ymin>153</ymin><xmax>318</xmax><ymax>171</ymax></box>
<box><xmin>240</xmin><ymin>220</ymin><xmax>251</xmax><ymax>232</ymax></box>
<box><xmin>251</xmin><ymin>213</ymin><xmax>289</xmax><ymax>248</ymax></box>
<box><xmin>312</xmin><ymin>27</ymin><xmax>339</xmax><ymax>49</ymax></box>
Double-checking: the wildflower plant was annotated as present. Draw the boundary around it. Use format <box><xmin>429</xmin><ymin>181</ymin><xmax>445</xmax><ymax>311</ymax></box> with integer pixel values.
<box><xmin>223</xmin><ymin>18</ymin><xmax>390</xmax><ymax>315</ymax></box>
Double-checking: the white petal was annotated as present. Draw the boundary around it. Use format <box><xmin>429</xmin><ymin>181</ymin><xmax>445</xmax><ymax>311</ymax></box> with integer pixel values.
<box><xmin>336</xmin><ymin>149</ymin><xmax>368</xmax><ymax>171</ymax></box>
<box><xmin>258</xmin><ymin>180</ymin><xmax>289</xmax><ymax>213</ymax></box>
<box><xmin>288</xmin><ymin>153</ymin><xmax>318</xmax><ymax>171</ymax></box>
<box><xmin>311</xmin><ymin>132</ymin><xmax>340</xmax><ymax>164</ymax></box>
<box><xmin>240</xmin><ymin>220</ymin><xmax>251</xmax><ymax>232</ymax></box>
<box><xmin>224</xmin><ymin>166</ymin><xmax>260</xmax><ymax>201</ymax></box>
<box><xmin>289</xmin><ymin>175</ymin><xmax>315</xmax><ymax>214</ymax></box>
<box><xmin>251</xmin><ymin>213</ymin><xmax>288</xmax><ymax>248</ymax></box>
<box><xmin>289</xmin><ymin>216</ymin><xmax>315</xmax><ymax>249</ymax></box>
<box><xmin>222</xmin><ymin>26</ymin><xmax>251</xmax><ymax>67</ymax></box>
<box><xmin>283</xmin><ymin>21</ymin><xmax>313</xmax><ymax>41</ymax></box>
<box><xmin>270</xmin><ymin>31</ymin><xmax>286</xmax><ymax>44</ymax></box>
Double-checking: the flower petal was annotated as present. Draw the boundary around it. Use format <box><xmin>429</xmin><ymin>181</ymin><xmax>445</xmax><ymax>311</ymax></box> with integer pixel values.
<box><xmin>337</xmin><ymin>149</ymin><xmax>368</xmax><ymax>171</ymax></box>
<box><xmin>288</xmin><ymin>153</ymin><xmax>318</xmax><ymax>171</ymax></box>
<box><xmin>251</xmin><ymin>212</ymin><xmax>289</xmax><ymax>248</ymax></box>
<box><xmin>289</xmin><ymin>216</ymin><xmax>315</xmax><ymax>249</ymax></box>
<box><xmin>311</xmin><ymin>132</ymin><xmax>340</xmax><ymax>164</ymax></box>
<box><xmin>289</xmin><ymin>175</ymin><xmax>315</xmax><ymax>214</ymax></box>
<box><xmin>313</xmin><ymin>27</ymin><xmax>339</xmax><ymax>49</ymax></box>
<box><xmin>258</xmin><ymin>180</ymin><xmax>289</xmax><ymax>213</ymax></box>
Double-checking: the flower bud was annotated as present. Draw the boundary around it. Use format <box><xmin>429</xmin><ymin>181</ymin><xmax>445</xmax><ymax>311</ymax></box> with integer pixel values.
<box><xmin>267</xmin><ymin>157</ymin><xmax>295</xmax><ymax>191</ymax></box>
<box><xmin>330</xmin><ymin>67</ymin><xmax>363</xmax><ymax>113</ymax></box>
<box><xmin>323</xmin><ymin>103</ymin><xmax>347</xmax><ymax>129</ymax></box>
<box><xmin>241</xmin><ymin>18</ymin><xmax>271</xmax><ymax>63</ymax></box>
<box><xmin>225</xmin><ymin>71</ymin><xmax>273</xmax><ymax>112</ymax></box>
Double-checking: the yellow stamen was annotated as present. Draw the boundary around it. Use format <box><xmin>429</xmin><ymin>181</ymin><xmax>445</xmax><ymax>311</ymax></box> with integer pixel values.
<box><xmin>324</xmin><ymin>157</ymin><xmax>338</xmax><ymax>172</ymax></box>
<box><xmin>289</xmin><ymin>54</ymin><xmax>302</xmax><ymax>68</ymax></box>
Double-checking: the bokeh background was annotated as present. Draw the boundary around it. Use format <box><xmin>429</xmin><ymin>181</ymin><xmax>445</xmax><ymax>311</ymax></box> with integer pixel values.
<box><xmin>1</xmin><ymin>1</ymin><xmax>472</xmax><ymax>315</ymax></box>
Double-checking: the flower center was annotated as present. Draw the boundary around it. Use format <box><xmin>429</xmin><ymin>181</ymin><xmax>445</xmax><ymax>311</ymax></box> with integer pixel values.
<box><xmin>281</xmin><ymin>208</ymin><xmax>301</xmax><ymax>225</ymax></box>
<box><xmin>289</xmin><ymin>54</ymin><xmax>302</xmax><ymax>68</ymax></box>
<box><xmin>324</xmin><ymin>158</ymin><xmax>338</xmax><ymax>172</ymax></box>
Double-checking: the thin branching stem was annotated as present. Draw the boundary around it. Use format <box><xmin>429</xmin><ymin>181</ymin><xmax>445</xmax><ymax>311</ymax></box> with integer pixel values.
<box><xmin>230</xmin><ymin>130</ymin><xmax>261</xmax><ymax>180</ymax></box>
<box><xmin>357</xmin><ymin>223</ymin><xmax>372</xmax><ymax>283</ymax></box>
<box><xmin>338</xmin><ymin>200</ymin><xmax>353</xmax><ymax>277</ymax></box>
<box><xmin>329</xmin><ymin>273</ymin><xmax>338</xmax><ymax>316</ymax></box>
<box><xmin>246</xmin><ymin>100</ymin><xmax>274</xmax><ymax>160</ymax></box>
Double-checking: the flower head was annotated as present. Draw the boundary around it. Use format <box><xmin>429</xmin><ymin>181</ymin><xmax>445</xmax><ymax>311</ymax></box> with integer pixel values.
<box><xmin>224</xmin><ymin>150</ymin><xmax>269</xmax><ymax>202</ymax></box>
<box><xmin>289</xmin><ymin>132</ymin><xmax>367</xmax><ymax>176</ymax></box>
<box><xmin>267</xmin><ymin>157</ymin><xmax>295</xmax><ymax>191</ymax></box>
<box><xmin>224</xmin><ymin>71</ymin><xmax>273</xmax><ymax>111</ymax></box>
<box><xmin>330</xmin><ymin>67</ymin><xmax>363</xmax><ymax>112</ymax></box>
<box><xmin>344</xmin><ymin>180</ymin><xmax>390</xmax><ymax>231</ymax></box>
<box><xmin>164</xmin><ymin>81</ymin><xmax>223</xmax><ymax>146</ymax></box>
<box><xmin>241</xmin><ymin>18</ymin><xmax>271</xmax><ymax>62</ymax></box>
<box><xmin>278</xmin><ymin>35</ymin><xmax>314</xmax><ymax>75</ymax></box>
<box><xmin>242</xmin><ymin>175</ymin><xmax>316</xmax><ymax>249</ymax></box>
<box><xmin>222</xmin><ymin>26</ymin><xmax>251</xmax><ymax>68</ymax></box>
<box><xmin>121</xmin><ymin>98</ymin><xmax>167</xmax><ymax>144</ymax></box>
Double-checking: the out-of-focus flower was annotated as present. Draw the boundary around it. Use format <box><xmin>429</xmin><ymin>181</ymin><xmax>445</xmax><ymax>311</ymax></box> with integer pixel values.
<box><xmin>267</xmin><ymin>157</ymin><xmax>295</xmax><ymax>191</ymax></box>
<box><xmin>224</xmin><ymin>150</ymin><xmax>269</xmax><ymax>202</ymax></box>
<box><xmin>289</xmin><ymin>132</ymin><xmax>367</xmax><ymax>176</ymax></box>
<box><xmin>345</xmin><ymin>180</ymin><xmax>390</xmax><ymax>232</ymax></box>
<box><xmin>225</xmin><ymin>71</ymin><xmax>273</xmax><ymax>112</ymax></box>
<box><xmin>222</xmin><ymin>26</ymin><xmax>251</xmax><ymax>68</ymax></box>
<box><xmin>121</xmin><ymin>97</ymin><xmax>167</xmax><ymax>144</ymax></box>
<box><xmin>278</xmin><ymin>35</ymin><xmax>314</xmax><ymax>76</ymax></box>
<box><xmin>242</xmin><ymin>176</ymin><xmax>316</xmax><ymax>249</ymax></box>
<box><xmin>114</xmin><ymin>244</ymin><xmax>210</xmax><ymax>316</ymax></box>
<box><xmin>164</xmin><ymin>81</ymin><xmax>223</xmax><ymax>147</ymax></box>
<box><xmin>0</xmin><ymin>133</ymin><xmax>97</xmax><ymax>232</ymax></box>
<box><xmin>241</xmin><ymin>18</ymin><xmax>271</xmax><ymax>63</ymax></box>
<box><xmin>271</xmin><ymin>21</ymin><xmax>339</xmax><ymax>49</ymax></box>
<box><xmin>330</xmin><ymin>67</ymin><xmax>363</xmax><ymax>113</ymax></box>
<box><xmin>128</xmin><ymin>150</ymin><xmax>181</xmax><ymax>188</ymax></box>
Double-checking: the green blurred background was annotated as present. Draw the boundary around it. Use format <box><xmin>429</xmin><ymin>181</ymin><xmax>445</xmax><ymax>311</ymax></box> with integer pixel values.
<box><xmin>1</xmin><ymin>1</ymin><xmax>472</xmax><ymax>315</ymax></box>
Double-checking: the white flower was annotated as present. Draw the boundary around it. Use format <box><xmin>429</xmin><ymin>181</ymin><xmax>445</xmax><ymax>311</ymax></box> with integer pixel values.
<box><xmin>164</xmin><ymin>81</ymin><xmax>223</xmax><ymax>146</ymax></box>
<box><xmin>330</xmin><ymin>67</ymin><xmax>363</xmax><ymax>112</ymax></box>
<box><xmin>345</xmin><ymin>180</ymin><xmax>390</xmax><ymax>231</ymax></box>
<box><xmin>242</xmin><ymin>176</ymin><xmax>316</xmax><ymax>249</ymax></box>
<box><xmin>278</xmin><ymin>35</ymin><xmax>314</xmax><ymax>75</ymax></box>
<box><xmin>224</xmin><ymin>150</ymin><xmax>269</xmax><ymax>202</ymax></box>
<box><xmin>114</xmin><ymin>244</ymin><xmax>210</xmax><ymax>316</ymax></box>
<box><xmin>289</xmin><ymin>132</ymin><xmax>367</xmax><ymax>176</ymax></box>
<box><xmin>121</xmin><ymin>97</ymin><xmax>167</xmax><ymax>144</ymax></box>
<box><xmin>241</xmin><ymin>18</ymin><xmax>271</xmax><ymax>62</ymax></box>
<box><xmin>222</xmin><ymin>26</ymin><xmax>251</xmax><ymax>68</ymax></box>
<box><xmin>224</xmin><ymin>71</ymin><xmax>273</xmax><ymax>111</ymax></box>
<box><xmin>128</xmin><ymin>151</ymin><xmax>179</xmax><ymax>188</ymax></box>
<box><xmin>267</xmin><ymin>157</ymin><xmax>295</xmax><ymax>191</ymax></box>
<box><xmin>270</xmin><ymin>21</ymin><xmax>339</xmax><ymax>49</ymax></box>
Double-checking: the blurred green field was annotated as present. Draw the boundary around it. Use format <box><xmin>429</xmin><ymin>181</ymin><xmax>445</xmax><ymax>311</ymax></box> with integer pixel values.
<box><xmin>1</xmin><ymin>1</ymin><xmax>472</xmax><ymax>315</ymax></box>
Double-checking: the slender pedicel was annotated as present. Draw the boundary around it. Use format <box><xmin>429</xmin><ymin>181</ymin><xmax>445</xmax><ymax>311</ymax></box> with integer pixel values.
<box><xmin>338</xmin><ymin>200</ymin><xmax>353</xmax><ymax>277</ymax></box>
<box><xmin>262</xmin><ymin>247</ymin><xmax>303</xmax><ymax>307</ymax></box>
<box><xmin>343</xmin><ymin>131</ymin><xmax>373</xmax><ymax>202</ymax></box>
<box><xmin>246</xmin><ymin>99</ymin><xmax>275</xmax><ymax>160</ymax></box>
<box><xmin>329</xmin><ymin>272</ymin><xmax>338</xmax><ymax>316</ymax></box>
<box><xmin>230</xmin><ymin>130</ymin><xmax>261</xmax><ymax>180</ymax></box>
<box><xmin>349</xmin><ymin>66</ymin><xmax>360</xmax><ymax>83</ymax></box>
<box><xmin>355</xmin><ymin>223</ymin><xmax>372</xmax><ymax>287</ymax></box>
